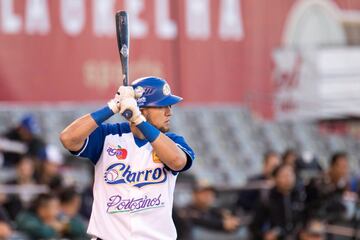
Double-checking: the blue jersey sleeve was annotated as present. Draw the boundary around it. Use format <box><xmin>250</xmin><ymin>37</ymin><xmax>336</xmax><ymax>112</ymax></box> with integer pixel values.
<box><xmin>166</xmin><ymin>132</ymin><xmax>195</xmax><ymax>172</ymax></box>
<box><xmin>69</xmin><ymin>123</ymin><xmax>128</xmax><ymax>164</ymax></box>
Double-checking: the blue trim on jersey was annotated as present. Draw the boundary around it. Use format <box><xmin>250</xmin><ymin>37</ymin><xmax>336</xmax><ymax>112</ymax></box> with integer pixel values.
<box><xmin>119</xmin><ymin>122</ymin><xmax>150</xmax><ymax>148</ymax></box>
<box><xmin>69</xmin><ymin>122</ymin><xmax>195</xmax><ymax>172</ymax></box>
<box><xmin>76</xmin><ymin>137</ymin><xmax>89</xmax><ymax>156</ymax></box>
<box><xmin>133</xmin><ymin>137</ymin><xmax>148</xmax><ymax>148</ymax></box>
<box><xmin>165</xmin><ymin>132</ymin><xmax>195</xmax><ymax>173</ymax></box>
<box><xmin>69</xmin><ymin>122</ymin><xmax>131</xmax><ymax>164</ymax></box>
<box><xmin>119</xmin><ymin>122</ymin><xmax>131</xmax><ymax>133</ymax></box>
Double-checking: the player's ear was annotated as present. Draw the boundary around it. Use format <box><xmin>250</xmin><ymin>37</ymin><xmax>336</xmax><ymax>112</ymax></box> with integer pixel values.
<box><xmin>140</xmin><ymin>108</ymin><xmax>148</xmax><ymax>118</ymax></box>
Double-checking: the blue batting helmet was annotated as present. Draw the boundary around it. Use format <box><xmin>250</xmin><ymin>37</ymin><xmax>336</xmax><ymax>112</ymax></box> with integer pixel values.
<box><xmin>131</xmin><ymin>77</ymin><xmax>182</xmax><ymax>107</ymax></box>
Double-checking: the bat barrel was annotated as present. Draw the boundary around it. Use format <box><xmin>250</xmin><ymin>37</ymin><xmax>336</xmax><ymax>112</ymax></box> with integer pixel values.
<box><xmin>116</xmin><ymin>11</ymin><xmax>132</xmax><ymax>120</ymax></box>
<box><xmin>115</xmin><ymin>11</ymin><xmax>130</xmax><ymax>87</ymax></box>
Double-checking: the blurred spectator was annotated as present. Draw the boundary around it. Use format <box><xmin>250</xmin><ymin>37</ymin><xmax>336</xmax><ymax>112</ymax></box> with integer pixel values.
<box><xmin>297</xmin><ymin>151</ymin><xmax>322</xmax><ymax>172</ymax></box>
<box><xmin>9</xmin><ymin>155</ymin><xmax>35</xmax><ymax>185</ymax></box>
<box><xmin>59</xmin><ymin>187</ymin><xmax>88</xmax><ymax>239</ymax></box>
<box><xmin>282</xmin><ymin>149</ymin><xmax>297</xmax><ymax>169</ymax></box>
<box><xmin>299</xmin><ymin>219</ymin><xmax>326</xmax><ymax>240</ymax></box>
<box><xmin>283</xmin><ymin>149</ymin><xmax>322</xmax><ymax>184</ymax></box>
<box><xmin>0</xmin><ymin>206</ymin><xmax>12</xmax><ymax>239</ymax></box>
<box><xmin>237</xmin><ymin>151</ymin><xmax>279</xmax><ymax>211</ymax></box>
<box><xmin>250</xmin><ymin>164</ymin><xmax>305</xmax><ymax>240</ymax></box>
<box><xmin>281</xmin><ymin>149</ymin><xmax>309</xmax><ymax>202</ymax></box>
<box><xmin>173</xmin><ymin>207</ymin><xmax>192</xmax><ymax>240</ymax></box>
<box><xmin>79</xmin><ymin>177</ymin><xmax>93</xmax><ymax>220</ymax></box>
<box><xmin>251</xmin><ymin>151</ymin><xmax>280</xmax><ymax>181</ymax></box>
<box><xmin>16</xmin><ymin>193</ymin><xmax>65</xmax><ymax>240</ymax></box>
<box><xmin>1</xmin><ymin>114</ymin><xmax>45</xmax><ymax>167</ymax></box>
<box><xmin>175</xmin><ymin>181</ymin><xmax>241</xmax><ymax>239</ymax></box>
<box><xmin>35</xmin><ymin>145</ymin><xmax>64</xmax><ymax>193</ymax></box>
<box><xmin>3</xmin><ymin>155</ymin><xmax>37</xmax><ymax>220</ymax></box>
<box><xmin>296</xmin><ymin>151</ymin><xmax>323</xmax><ymax>184</ymax></box>
<box><xmin>305</xmin><ymin>152</ymin><xmax>351</xmax><ymax>221</ymax></box>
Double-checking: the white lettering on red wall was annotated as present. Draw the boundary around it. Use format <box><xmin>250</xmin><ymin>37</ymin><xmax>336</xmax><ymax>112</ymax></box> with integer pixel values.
<box><xmin>92</xmin><ymin>0</ymin><xmax>115</xmax><ymax>37</ymax></box>
<box><xmin>25</xmin><ymin>0</ymin><xmax>50</xmax><ymax>34</ymax></box>
<box><xmin>125</xmin><ymin>0</ymin><xmax>148</xmax><ymax>38</ymax></box>
<box><xmin>219</xmin><ymin>0</ymin><xmax>244</xmax><ymax>40</ymax></box>
<box><xmin>0</xmin><ymin>0</ymin><xmax>22</xmax><ymax>34</ymax></box>
<box><xmin>155</xmin><ymin>0</ymin><xmax>177</xmax><ymax>39</ymax></box>
<box><xmin>60</xmin><ymin>0</ymin><xmax>85</xmax><ymax>36</ymax></box>
<box><xmin>186</xmin><ymin>0</ymin><xmax>210</xmax><ymax>40</ymax></box>
<box><xmin>0</xmin><ymin>0</ymin><xmax>244</xmax><ymax>41</ymax></box>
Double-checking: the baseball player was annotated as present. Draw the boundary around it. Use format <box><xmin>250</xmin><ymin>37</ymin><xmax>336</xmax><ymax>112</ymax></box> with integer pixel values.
<box><xmin>60</xmin><ymin>76</ymin><xmax>195</xmax><ymax>240</ymax></box>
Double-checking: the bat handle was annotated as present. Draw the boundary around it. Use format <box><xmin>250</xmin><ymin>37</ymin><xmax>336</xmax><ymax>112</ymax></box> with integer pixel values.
<box><xmin>122</xmin><ymin>109</ymin><xmax>133</xmax><ymax>119</ymax></box>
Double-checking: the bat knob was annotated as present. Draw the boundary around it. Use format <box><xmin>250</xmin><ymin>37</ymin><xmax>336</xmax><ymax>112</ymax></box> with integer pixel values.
<box><xmin>122</xmin><ymin>109</ymin><xmax>133</xmax><ymax>120</ymax></box>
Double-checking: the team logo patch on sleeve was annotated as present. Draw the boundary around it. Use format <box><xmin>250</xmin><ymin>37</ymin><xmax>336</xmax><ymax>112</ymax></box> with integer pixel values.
<box><xmin>152</xmin><ymin>151</ymin><xmax>161</xmax><ymax>163</ymax></box>
<box><xmin>106</xmin><ymin>145</ymin><xmax>128</xmax><ymax>160</ymax></box>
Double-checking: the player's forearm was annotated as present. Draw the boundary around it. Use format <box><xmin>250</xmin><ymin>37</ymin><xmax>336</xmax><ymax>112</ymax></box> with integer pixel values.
<box><xmin>60</xmin><ymin>114</ymin><xmax>98</xmax><ymax>151</ymax></box>
<box><xmin>151</xmin><ymin>134</ymin><xmax>187</xmax><ymax>171</ymax></box>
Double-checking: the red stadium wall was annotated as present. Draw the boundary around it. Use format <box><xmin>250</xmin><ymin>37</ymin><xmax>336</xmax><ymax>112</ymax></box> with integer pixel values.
<box><xmin>0</xmin><ymin>0</ymin><xmax>359</xmax><ymax>118</ymax></box>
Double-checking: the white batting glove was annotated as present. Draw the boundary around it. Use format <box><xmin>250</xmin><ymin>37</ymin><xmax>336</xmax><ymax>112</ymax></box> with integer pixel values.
<box><xmin>120</xmin><ymin>98</ymin><xmax>146</xmax><ymax>125</ymax></box>
<box><xmin>117</xmin><ymin>86</ymin><xmax>135</xmax><ymax>99</ymax></box>
<box><xmin>108</xmin><ymin>98</ymin><xmax>120</xmax><ymax>113</ymax></box>
<box><xmin>107</xmin><ymin>86</ymin><xmax>135</xmax><ymax>113</ymax></box>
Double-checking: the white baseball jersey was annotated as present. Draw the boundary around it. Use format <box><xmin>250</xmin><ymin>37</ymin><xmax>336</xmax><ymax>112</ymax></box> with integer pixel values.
<box><xmin>71</xmin><ymin>122</ymin><xmax>194</xmax><ymax>240</ymax></box>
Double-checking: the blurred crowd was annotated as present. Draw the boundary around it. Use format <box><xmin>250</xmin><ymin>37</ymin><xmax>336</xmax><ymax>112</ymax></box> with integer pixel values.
<box><xmin>0</xmin><ymin>114</ymin><xmax>360</xmax><ymax>240</ymax></box>
<box><xmin>174</xmin><ymin>149</ymin><xmax>360</xmax><ymax>240</ymax></box>
<box><xmin>0</xmin><ymin>115</ymin><xmax>91</xmax><ymax>240</ymax></box>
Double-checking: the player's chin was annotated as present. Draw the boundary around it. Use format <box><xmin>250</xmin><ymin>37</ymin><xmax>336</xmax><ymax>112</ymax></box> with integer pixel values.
<box><xmin>159</xmin><ymin>124</ymin><xmax>170</xmax><ymax>133</ymax></box>
<box><xmin>159</xmin><ymin>126</ymin><xmax>170</xmax><ymax>133</ymax></box>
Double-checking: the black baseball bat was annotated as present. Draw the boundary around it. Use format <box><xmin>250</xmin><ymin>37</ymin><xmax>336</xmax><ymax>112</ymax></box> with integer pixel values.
<box><xmin>115</xmin><ymin>11</ymin><xmax>132</xmax><ymax>119</ymax></box>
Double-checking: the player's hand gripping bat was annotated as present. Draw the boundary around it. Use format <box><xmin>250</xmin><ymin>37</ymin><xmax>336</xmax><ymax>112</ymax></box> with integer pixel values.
<box><xmin>115</xmin><ymin>11</ymin><xmax>132</xmax><ymax>119</ymax></box>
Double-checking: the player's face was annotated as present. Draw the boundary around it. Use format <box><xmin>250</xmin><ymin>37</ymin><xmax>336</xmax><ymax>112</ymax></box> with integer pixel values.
<box><xmin>141</xmin><ymin>106</ymin><xmax>172</xmax><ymax>132</ymax></box>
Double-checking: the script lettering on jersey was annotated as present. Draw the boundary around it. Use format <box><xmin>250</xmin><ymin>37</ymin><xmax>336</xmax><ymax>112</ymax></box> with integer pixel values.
<box><xmin>106</xmin><ymin>194</ymin><xmax>164</xmax><ymax>214</ymax></box>
<box><xmin>104</xmin><ymin>163</ymin><xmax>167</xmax><ymax>188</ymax></box>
